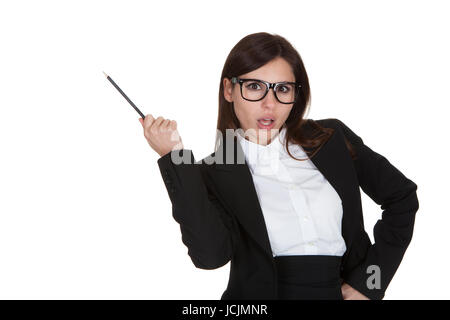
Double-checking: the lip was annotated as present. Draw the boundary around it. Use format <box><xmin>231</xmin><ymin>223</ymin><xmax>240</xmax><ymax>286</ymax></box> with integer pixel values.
<box><xmin>257</xmin><ymin>119</ymin><xmax>276</xmax><ymax>130</ymax></box>
<box><xmin>257</xmin><ymin>116</ymin><xmax>275</xmax><ymax>121</ymax></box>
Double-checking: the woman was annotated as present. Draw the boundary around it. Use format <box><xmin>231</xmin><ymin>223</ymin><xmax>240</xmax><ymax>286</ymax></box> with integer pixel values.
<box><xmin>139</xmin><ymin>32</ymin><xmax>419</xmax><ymax>300</ymax></box>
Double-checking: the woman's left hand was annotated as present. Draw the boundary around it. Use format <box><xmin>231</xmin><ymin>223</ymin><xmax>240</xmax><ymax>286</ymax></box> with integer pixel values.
<box><xmin>341</xmin><ymin>282</ymin><xmax>370</xmax><ymax>300</ymax></box>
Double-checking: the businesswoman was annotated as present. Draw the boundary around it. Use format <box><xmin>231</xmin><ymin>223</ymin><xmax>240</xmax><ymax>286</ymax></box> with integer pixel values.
<box><xmin>139</xmin><ymin>32</ymin><xmax>419</xmax><ymax>300</ymax></box>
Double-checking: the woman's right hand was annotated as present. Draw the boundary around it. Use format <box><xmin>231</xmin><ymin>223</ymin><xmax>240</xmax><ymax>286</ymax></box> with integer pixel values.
<box><xmin>139</xmin><ymin>114</ymin><xmax>184</xmax><ymax>157</ymax></box>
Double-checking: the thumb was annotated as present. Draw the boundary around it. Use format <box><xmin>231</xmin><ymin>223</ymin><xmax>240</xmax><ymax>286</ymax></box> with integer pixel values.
<box><xmin>139</xmin><ymin>118</ymin><xmax>144</xmax><ymax>126</ymax></box>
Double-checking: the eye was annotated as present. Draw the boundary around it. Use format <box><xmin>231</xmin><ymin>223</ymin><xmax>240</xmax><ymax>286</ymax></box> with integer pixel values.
<box><xmin>277</xmin><ymin>85</ymin><xmax>291</xmax><ymax>93</ymax></box>
<box><xmin>246</xmin><ymin>82</ymin><xmax>262</xmax><ymax>90</ymax></box>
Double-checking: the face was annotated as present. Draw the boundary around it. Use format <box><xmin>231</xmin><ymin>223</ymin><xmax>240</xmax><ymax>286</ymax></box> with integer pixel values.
<box><xmin>223</xmin><ymin>56</ymin><xmax>295</xmax><ymax>145</ymax></box>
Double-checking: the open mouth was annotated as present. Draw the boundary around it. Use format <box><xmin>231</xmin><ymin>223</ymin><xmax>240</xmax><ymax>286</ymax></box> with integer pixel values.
<box><xmin>257</xmin><ymin>118</ymin><xmax>275</xmax><ymax>129</ymax></box>
<box><xmin>258</xmin><ymin>119</ymin><xmax>273</xmax><ymax>125</ymax></box>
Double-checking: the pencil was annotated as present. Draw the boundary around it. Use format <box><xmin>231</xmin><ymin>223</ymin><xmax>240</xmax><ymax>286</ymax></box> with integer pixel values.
<box><xmin>103</xmin><ymin>71</ymin><xmax>145</xmax><ymax>119</ymax></box>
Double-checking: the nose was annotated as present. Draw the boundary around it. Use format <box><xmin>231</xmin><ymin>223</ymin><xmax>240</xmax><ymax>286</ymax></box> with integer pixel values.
<box><xmin>262</xmin><ymin>87</ymin><xmax>278</xmax><ymax>108</ymax></box>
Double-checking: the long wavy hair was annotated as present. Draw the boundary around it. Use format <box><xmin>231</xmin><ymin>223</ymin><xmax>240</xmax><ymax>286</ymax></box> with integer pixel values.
<box><xmin>216</xmin><ymin>32</ymin><xmax>357</xmax><ymax>161</ymax></box>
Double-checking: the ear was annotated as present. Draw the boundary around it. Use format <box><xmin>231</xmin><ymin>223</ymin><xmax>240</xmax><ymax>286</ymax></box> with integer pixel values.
<box><xmin>223</xmin><ymin>77</ymin><xmax>233</xmax><ymax>103</ymax></box>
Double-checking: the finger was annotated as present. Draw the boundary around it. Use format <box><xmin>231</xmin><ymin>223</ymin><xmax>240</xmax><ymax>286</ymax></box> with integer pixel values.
<box><xmin>170</xmin><ymin>120</ymin><xmax>177</xmax><ymax>130</ymax></box>
<box><xmin>162</xmin><ymin>119</ymin><xmax>171</xmax><ymax>129</ymax></box>
<box><xmin>150</xmin><ymin>116</ymin><xmax>165</xmax><ymax>131</ymax></box>
<box><xmin>144</xmin><ymin>114</ymin><xmax>155</xmax><ymax>127</ymax></box>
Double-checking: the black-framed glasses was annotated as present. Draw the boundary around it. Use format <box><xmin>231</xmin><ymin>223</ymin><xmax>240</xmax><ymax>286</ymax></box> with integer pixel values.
<box><xmin>231</xmin><ymin>76</ymin><xmax>301</xmax><ymax>104</ymax></box>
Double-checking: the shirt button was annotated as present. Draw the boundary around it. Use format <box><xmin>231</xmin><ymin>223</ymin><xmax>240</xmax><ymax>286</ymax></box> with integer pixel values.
<box><xmin>303</xmin><ymin>216</ymin><xmax>309</xmax><ymax>221</ymax></box>
<box><xmin>288</xmin><ymin>184</ymin><xmax>296</xmax><ymax>190</ymax></box>
<box><xmin>308</xmin><ymin>241</ymin><xmax>315</xmax><ymax>246</ymax></box>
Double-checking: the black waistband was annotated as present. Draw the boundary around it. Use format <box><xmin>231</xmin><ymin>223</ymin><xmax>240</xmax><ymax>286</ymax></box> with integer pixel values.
<box><xmin>274</xmin><ymin>255</ymin><xmax>343</xmax><ymax>286</ymax></box>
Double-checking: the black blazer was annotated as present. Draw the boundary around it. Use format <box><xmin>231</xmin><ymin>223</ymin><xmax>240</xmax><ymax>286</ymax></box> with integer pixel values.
<box><xmin>156</xmin><ymin>118</ymin><xmax>419</xmax><ymax>300</ymax></box>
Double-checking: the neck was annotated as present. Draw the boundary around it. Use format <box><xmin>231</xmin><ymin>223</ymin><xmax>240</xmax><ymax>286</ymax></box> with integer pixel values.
<box><xmin>244</xmin><ymin>128</ymin><xmax>282</xmax><ymax>146</ymax></box>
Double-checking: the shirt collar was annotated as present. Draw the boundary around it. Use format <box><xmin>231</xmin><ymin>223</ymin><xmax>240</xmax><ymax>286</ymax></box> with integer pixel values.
<box><xmin>236</xmin><ymin>126</ymin><xmax>287</xmax><ymax>168</ymax></box>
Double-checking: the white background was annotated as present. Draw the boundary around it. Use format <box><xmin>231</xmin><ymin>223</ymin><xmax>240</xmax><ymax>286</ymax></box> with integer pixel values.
<box><xmin>0</xmin><ymin>0</ymin><xmax>448</xmax><ymax>299</ymax></box>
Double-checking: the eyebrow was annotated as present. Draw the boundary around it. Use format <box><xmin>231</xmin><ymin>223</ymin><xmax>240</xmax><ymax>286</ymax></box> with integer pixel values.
<box><xmin>241</xmin><ymin>78</ymin><xmax>296</xmax><ymax>83</ymax></box>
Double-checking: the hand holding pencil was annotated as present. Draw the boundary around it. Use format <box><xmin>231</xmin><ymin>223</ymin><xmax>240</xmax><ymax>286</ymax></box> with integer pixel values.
<box><xmin>139</xmin><ymin>115</ymin><xmax>184</xmax><ymax>158</ymax></box>
<box><xmin>103</xmin><ymin>71</ymin><xmax>184</xmax><ymax>157</ymax></box>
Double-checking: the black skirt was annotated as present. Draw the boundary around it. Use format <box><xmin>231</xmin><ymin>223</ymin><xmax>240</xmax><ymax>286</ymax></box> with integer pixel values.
<box><xmin>274</xmin><ymin>255</ymin><xmax>344</xmax><ymax>300</ymax></box>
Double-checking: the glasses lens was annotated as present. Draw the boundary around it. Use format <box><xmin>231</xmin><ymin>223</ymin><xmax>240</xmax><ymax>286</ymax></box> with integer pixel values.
<box><xmin>275</xmin><ymin>83</ymin><xmax>297</xmax><ymax>103</ymax></box>
<box><xmin>241</xmin><ymin>80</ymin><xmax>298</xmax><ymax>103</ymax></box>
<box><xmin>242</xmin><ymin>80</ymin><xmax>267</xmax><ymax>101</ymax></box>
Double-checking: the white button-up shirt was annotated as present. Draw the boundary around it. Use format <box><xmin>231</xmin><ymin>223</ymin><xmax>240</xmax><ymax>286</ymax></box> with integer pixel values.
<box><xmin>236</xmin><ymin>126</ymin><xmax>347</xmax><ymax>257</ymax></box>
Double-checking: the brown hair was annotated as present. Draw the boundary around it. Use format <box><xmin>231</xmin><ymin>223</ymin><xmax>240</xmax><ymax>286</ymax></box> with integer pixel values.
<box><xmin>216</xmin><ymin>32</ymin><xmax>357</xmax><ymax>161</ymax></box>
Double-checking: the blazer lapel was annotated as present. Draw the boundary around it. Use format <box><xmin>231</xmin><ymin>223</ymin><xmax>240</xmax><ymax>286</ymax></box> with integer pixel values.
<box><xmin>307</xmin><ymin>122</ymin><xmax>361</xmax><ymax>255</ymax></box>
<box><xmin>211</xmin><ymin>132</ymin><xmax>274</xmax><ymax>258</ymax></box>
<box><xmin>210</xmin><ymin>123</ymin><xmax>360</xmax><ymax>260</ymax></box>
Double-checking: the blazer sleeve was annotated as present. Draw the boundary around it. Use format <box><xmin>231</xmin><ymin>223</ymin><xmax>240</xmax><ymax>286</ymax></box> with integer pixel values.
<box><xmin>157</xmin><ymin>148</ymin><xmax>240</xmax><ymax>270</ymax></box>
<box><xmin>335</xmin><ymin>118</ymin><xmax>420</xmax><ymax>300</ymax></box>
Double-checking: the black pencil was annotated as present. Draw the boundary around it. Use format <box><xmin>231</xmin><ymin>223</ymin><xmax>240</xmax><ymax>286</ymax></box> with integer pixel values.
<box><xmin>103</xmin><ymin>71</ymin><xmax>145</xmax><ymax>119</ymax></box>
